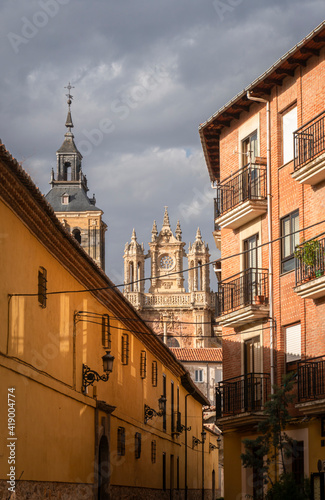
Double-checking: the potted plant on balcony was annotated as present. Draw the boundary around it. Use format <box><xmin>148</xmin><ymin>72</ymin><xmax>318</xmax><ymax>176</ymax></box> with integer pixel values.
<box><xmin>294</xmin><ymin>239</ymin><xmax>321</xmax><ymax>281</ymax></box>
<box><xmin>254</xmin><ymin>294</ymin><xmax>265</xmax><ymax>305</ymax></box>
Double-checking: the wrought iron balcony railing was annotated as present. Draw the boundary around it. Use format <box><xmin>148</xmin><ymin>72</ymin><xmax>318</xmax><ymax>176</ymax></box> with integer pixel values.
<box><xmin>297</xmin><ymin>355</ymin><xmax>325</xmax><ymax>402</ymax></box>
<box><xmin>216</xmin><ymin>268</ymin><xmax>269</xmax><ymax>317</ymax></box>
<box><xmin>216</xmin><ymin>373</ymin><xmax>271</xmax><ymax>418</ymax></box>
<box><xmin>214</xmin><ymin>163</ymin><xmax>267</xmax><ymax>218</ymax></box>
<box><xmin>295</xmin><ymin>236</ymin><xmax>325</xmax><ymax>286</ymax></box>
<box><xmin>294</xmin><ymin>110</ymin><xmax>325</xmax><ymax>170</ymax></box>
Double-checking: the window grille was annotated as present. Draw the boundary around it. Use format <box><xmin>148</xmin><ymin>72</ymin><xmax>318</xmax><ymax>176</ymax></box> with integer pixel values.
<box><xmin>151</xmin><ymin>440</ymin><xmax>156</xmax><ymax>463</ymax></box>
<box><xmin>152</xmin><ymin>361</ymin><xmax>158</xmax><ymax>386</ymax></box>
<box><xmin>38</xmin><ymin>267</ymin><xmax>47</xmax><ymax>308</ymax></box>
<box><xmin>140</xmin><ymin>351</ymin><xmax>147</xmax><ymax>379</ymax></box>
<box><xmin>135</xmin><ymin>432</ymin><xmax>141</xmax><ymax>459</ymax></box>
<box><xmin>101</xmin><ymin>314</ymin><xmax>111</xmax><ymax>349</ymax></box>
<box><xmin>121</xmin><ymin>334</ymin><xmax>129</xmax><ymax>365</ymax></box>
<box><xmin>117</xmin><ymin>427</ymin><xmax>125</xmax><ymax>456</ymax></box>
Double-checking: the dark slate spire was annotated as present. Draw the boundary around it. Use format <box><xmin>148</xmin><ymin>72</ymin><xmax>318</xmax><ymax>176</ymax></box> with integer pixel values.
<box><xmin>64</xmin><ymin>82</ymin><xmax>74</xmax><ymax>132</ymax></box>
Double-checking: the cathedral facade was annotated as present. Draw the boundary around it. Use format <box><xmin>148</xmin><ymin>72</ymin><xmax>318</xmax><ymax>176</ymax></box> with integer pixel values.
<box><xmin>123</xmin><ymin>208</ymin><xmax>217</xmax><ymax>349</ymax></box>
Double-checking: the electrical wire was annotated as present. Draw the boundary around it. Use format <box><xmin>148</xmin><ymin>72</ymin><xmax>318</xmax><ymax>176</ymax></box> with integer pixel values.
<box><xmin>75</xmin><ymin>317</ymin><xmax>273</xmax><ymax>339</ymax></box>
<box><xmin>8</xmin><ymin>218</ymin><xmax>325</xmax><ymax>298</ymax></box>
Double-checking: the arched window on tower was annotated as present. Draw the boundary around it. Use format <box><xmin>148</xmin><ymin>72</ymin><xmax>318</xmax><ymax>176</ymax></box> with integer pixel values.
<box><xmin>63</xmin><ymin>161</ymin><xmax>71</xmax><ymax>180</ymax></box>
<box><xmin>189</xmin><ymin>260</ymin><xmax>194</xmax><ymax>291</ymax></box>
<box><xmin>137</xmin><ymin>262</ymin><xmax>141</xmax><ymax>291</ymax></box>
<box><xmin>129</xmin><ymin>262</ymin><xmax>134</xmax><ymax>291</ymax></box>
<box><xmin>72</xmin><ymin>228</ymin><xmax>81</xmax><ymax>244</ymax></box>
<box><xmin>198</xmin><ymin>260</ymin><xmax>202</xmax><ymax>291</ymax></box>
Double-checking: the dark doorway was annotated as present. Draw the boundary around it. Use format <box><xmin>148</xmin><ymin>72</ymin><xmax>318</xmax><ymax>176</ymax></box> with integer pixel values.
<box><xmin>98</xmin><ymin>436</ymin><xmax>109</xmax><ymax>500</ymax></box>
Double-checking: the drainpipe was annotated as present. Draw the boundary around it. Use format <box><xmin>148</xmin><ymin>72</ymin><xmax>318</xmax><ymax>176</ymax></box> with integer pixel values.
<box><xmin>246</xmin><ymin>91</ymin><xmax>274</xmax><ymax>392</ymax></box>
<box><xmin>185</xmin><ymin>390</ymin><xmax>195</xmax><ymax>500</ymax></box>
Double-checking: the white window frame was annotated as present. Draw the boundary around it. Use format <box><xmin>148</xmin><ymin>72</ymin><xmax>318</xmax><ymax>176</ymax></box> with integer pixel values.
<box><xmin>285</xmin><ymin>323</ymin><xmax>301</xmax><ymax>363</ymax></box>
<box><xmin>194</xmin><ymin>369</ymin><xmax>204</xmax><ymax>383</ymax></box>
<box><xmin>282</xmin><ymin>106</ymin><xmax>297</xmax><ymax>164</ymax></box>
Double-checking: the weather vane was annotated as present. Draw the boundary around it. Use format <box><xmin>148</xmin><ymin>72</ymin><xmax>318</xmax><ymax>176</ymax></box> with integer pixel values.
<box><xmin>64</xmin><ymin>82</ymin><xmax>75</xmax><ymax>109</ymax></box>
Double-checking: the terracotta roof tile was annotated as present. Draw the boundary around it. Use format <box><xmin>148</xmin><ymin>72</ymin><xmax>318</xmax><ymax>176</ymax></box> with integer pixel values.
<box><xmin>170</xmin><ymin>348</ymin><xmax>222</xmax><ymax>363</ymax></box>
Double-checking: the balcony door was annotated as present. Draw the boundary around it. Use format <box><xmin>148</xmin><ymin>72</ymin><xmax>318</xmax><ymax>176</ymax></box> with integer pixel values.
<box><xmin>244</xmin><ymin>336</ymin><xmax>262</xmax><ymax>412</ymax></box>
<box><xmin>243</xmin><ymin>234</ymin><xmax>258</xmax><ymax>305</ymax></box>
<box><xmin>242</xmin><ymin>131</ymin><xmax>259</xmax><ymax>200</ymax></box>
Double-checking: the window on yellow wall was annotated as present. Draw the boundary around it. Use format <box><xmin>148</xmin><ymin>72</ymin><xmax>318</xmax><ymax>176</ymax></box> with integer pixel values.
<box><xmin>101</xmin><ymin>314</ymin><xmax>111</xmax><ymax>349</ymax></box>
<box><xmin>121</xmin><ymin>333</ymin><xmax>129</xmax><ymax>365</ymax></box>
<box><xmin>117</xmin><ymin>427</ymin><xmax>125</xmax><ymax>456</ymax></box>
<box><xmin>151</xmin><ymin>440</ymin><xmax>156</xmax><ymax>463</ymax></box>
<box><xmin>140</xmin><ymin>351</ymin><xmax>147</xmax><ymax>379</ymax></box>
<box><xmin>135</xmin><ymin>432</ymin><xmax>141</xmax><ymax>459</ymax></box>
<box><xmin>152</xmin><ymin>361</ymin><xmax>158</xmax><ymax>386</ymax></box>
<box><xmin>38</xmin><ymin>267</ymin><xmax>47</xmax><ymax>308</ymax></box>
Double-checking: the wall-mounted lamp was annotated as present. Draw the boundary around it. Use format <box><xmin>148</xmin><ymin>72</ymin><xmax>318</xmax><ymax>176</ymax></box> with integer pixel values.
<box><xmin>82</xmin><ymin>351</ymin><xmax>115</xmax><ymax>392</ymax></box>
<box><xmin>192</xmin><ymin>430</ymin><xmax>206</xmax><ymax>448</ymax></box>
<box><xmin>144</xmin><ymin>395</ymin><xmax>167</xmax><ymax>424</ymax></box>
<box><xmin>209</xmin><ymin>436</ymin><xmax>221</xmax><ymax>452</ymax></box>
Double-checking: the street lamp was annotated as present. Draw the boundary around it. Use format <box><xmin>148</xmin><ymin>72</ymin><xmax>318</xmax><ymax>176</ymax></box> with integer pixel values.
<box><xmin>82</xmin><ymin>351</ymin><xmax>115</xmax><ymax>392</ymax></box>
<box><xmin>144</xmin><ymin>395</ymin><xmax>167</xmax><ymax>423</ymax></box>
<box><xmin>209</xmin><ymin>436</ymin><xmax>221</xmax><ymax>452</ymax></box>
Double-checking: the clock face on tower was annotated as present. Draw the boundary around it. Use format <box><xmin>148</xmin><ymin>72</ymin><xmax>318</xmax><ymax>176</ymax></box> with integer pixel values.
<box><xmin>160</xmin><ymin>254</ymin><xmax>174</xmax><ymax>270</ymax></box>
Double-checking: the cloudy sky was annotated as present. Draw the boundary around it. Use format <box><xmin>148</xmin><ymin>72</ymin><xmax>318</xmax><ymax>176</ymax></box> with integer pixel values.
<box><xmin>1</xmin><ymin>0</ymin><xmax>324</xmax><ymax>289</ymax></box>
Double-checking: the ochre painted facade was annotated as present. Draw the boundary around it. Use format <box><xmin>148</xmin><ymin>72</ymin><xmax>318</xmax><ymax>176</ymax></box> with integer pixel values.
<box><xmin>0</xmin><ymin>143</ymin><xmax>219</xmax><ymax>499</ymax></box>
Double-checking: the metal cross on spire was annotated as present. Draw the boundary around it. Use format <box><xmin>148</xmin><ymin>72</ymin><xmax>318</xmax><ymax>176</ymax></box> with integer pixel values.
<box><xmin>64</xmin><ymin>82</ymin><xmax>75</xmax><ymax>109</ymax></box>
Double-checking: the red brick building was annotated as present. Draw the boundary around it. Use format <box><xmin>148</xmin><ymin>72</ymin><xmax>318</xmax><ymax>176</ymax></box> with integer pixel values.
<box><xmin>200</xmin><ymin>21</ymin><xmax>325</xmax><ymax>499</ymax></box>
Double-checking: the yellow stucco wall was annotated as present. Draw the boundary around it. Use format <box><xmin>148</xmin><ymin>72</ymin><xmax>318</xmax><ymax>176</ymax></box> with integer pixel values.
<box><xmin>0</xmin><ymin>197</ymin><xmax>219</xmax><ymax>493</ymax></box>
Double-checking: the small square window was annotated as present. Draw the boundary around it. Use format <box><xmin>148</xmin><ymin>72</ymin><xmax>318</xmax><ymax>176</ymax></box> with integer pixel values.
<box><xmin>194</xmin><ymin>369</ymin><xmax>203</xmax><ymax>383</ymax></box>
<box><xmin>61</xmin><ymin>194</ymin><xmax>69</xmax><ymax>205</ymax></box>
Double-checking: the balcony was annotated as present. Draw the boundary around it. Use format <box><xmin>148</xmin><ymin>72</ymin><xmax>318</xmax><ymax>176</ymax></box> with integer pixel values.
<box><xmin>292</xmin><ymin>110</ymin><xmax>325</xmax><ymax>185</ymax></box>
<box><xmin>216</xmin><ymin>268</ymin><xmax>269</xmax><ymax>327</ymax></box>
<box><xmin>214</xmin><ymin>164</ymin><xmax>267</xmax><ymax>229</ymax></box>
<box><xmin>216</xmin><ymin>373</ymin><xmax>270</xmax><ymax>428</ymax></box>
<box><xmin>296</xmin><ymin>356</ymin><xmax>325</xmax><ymax>415</ymax></box>
<box><xmin>294</xmin><ymin>236</ymin><xmax>325</xmax><ymax>300</ymax></box>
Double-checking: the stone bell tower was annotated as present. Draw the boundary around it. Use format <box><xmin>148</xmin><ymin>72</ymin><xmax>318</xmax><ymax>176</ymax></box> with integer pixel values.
<box><xmin>187</xmin><ymin>228</ymin><xmax>210</xmax><ymax>294</ymax></box>
<box><xmin>45</xmin><ymin>84</ymin><xmax>107</xmax><ymax>270</ymax></box>
<box><xmin>123</xmin><ymin>229</ymin><xmax>145</xmax><ymax>308</ymax></box>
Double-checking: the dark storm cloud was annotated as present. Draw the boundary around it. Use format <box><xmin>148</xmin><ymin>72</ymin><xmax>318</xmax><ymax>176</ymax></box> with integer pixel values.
<box><xmin>1</xmin><ymin>0</ymin><xmax>324</xmax><ymax>284</ymax></box>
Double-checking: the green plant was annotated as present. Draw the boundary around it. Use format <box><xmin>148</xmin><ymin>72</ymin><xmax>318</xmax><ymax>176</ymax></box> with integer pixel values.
<box><xmin>266</xmin><ymin>473</ymin><xmax>311</xmax><ymax>500</ymax></box>
<box><xmin>294</xmin><ymin>239</ymin><xmax>320</xmax><ymax>268</ymax></box>
<box><xmin>241</xmin><ymin>374</ymin><xmax>298</xmax><ymax>499</ymax></box>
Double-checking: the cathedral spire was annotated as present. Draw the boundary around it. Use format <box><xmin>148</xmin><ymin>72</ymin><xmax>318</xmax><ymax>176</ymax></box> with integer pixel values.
<box><xmin>195</xmin><ymin>227</ymin><xmax>202</xmax><ymax>242</ymax></box>
<box><xmin>64</xmin><ymin>82</ymin><xmax>74</xmax><ymax>134</ymax></box>
<box><xmin>162</xmin><ymin>206</ymin><xmax>171</xmax><ymax>228</ymax></box>
<box><xmin>151</xmin><ymin>220</ymin><xmax>158</xmax><ymax>241</ymax></box>
<box><xmin>175</xmin><ymin>220</ymin><xmax>182</xmax><ymax>241</ymax></box>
